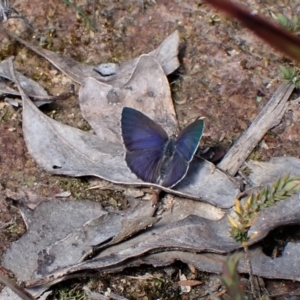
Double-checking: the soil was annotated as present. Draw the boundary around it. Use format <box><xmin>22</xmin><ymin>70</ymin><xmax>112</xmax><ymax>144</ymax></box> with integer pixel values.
<box><xmin>1</xmin><ymin>0</ymin><xmax>300</xmax><ymax>299</ymax></box>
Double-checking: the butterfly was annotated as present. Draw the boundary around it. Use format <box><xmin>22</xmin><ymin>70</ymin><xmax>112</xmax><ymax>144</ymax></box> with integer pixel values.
<box><xmin>121</xmin><ymin>107</ymin><xmax>205</xmax><ymax>188</ymax></box>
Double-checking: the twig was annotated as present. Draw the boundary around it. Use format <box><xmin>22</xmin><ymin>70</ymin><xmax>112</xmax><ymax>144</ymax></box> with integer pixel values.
<box><xmin>243</xmin><ymin>245</ymin><xmax>259</xmax><ymax>299</ymax></box>
<box><xmin>0</xmin><ymin>274</ymin><xmax>35</xmax><ymax>300</ymax></box>
<box><xmin>92</xmin><ymin>0</ymin><xmax>97</xmax><ymax>31</ymax></box>
<box><xmin>218</xmin><ymin>83</ymin><xmax>294</xmax><ymax>176</ymax></box>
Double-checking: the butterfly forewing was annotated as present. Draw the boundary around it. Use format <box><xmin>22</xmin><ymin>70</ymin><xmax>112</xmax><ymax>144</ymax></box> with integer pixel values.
<box><xmin>176</xmin><ymin>119</ymin><xmax>204</xmax><ymax>162</ymax></box>
<box><xmin>121</xmin><ymin>107</ymin><xmax>168</xmax><ymax>151</ymax></box>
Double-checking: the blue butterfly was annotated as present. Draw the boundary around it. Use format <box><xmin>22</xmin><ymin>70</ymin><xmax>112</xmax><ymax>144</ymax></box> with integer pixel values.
<box><xmin>121</xmin><ymin>107</ymin><xmax>205</xmax><ymax>188</ymax></box>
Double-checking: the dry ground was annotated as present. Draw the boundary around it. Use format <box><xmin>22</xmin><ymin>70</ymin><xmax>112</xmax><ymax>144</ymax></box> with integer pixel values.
<box><xmin>1</xmin><ymin>0</ymin><xmax>300</xmax><ymax>299</ymax></box>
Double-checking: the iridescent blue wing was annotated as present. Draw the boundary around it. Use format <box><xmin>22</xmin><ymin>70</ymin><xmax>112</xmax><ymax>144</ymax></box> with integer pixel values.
<box><xmin>159</xmin><ymin>118</ymin><xmax>204</xmax><ymax>187</ymax></box>
<box><xmin>125</xmin><ymin>149</ymin><xmax>162</xmax><ymax>184</ymax></box>
<box><xmin>121</xmin><ymin>107</ymin><xmax>169</xmax><ymax>183</ymax></box>
<box><xmin>176</xmin><ymin>118</ymin><xmax>205</xmax><ymax>162</ymax></box>
<box><xmin>121</xmin><ymin>107</ymin><xmax>168</xmax><ymax>151</ymax></box>
<box><xmin>160</xmin><ymin>151</ymin><xmax>189</xmax><ymax>188</ymax></box>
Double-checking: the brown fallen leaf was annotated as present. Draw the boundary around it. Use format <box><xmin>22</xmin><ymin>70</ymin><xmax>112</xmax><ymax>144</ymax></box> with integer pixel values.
<box><xmin>0</xmin><ymin>57</ymin><xmax>73</xmax><ymax>107</ymax></box>
<box><xmin>9</xmin><ymin>56</ymin><xmax>238</xmax><ymax>207</ymax></box>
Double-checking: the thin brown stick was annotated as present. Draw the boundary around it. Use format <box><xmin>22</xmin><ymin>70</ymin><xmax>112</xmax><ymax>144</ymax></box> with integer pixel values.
<box><xmin>243</xmin><ymin>245</ymin><xmax>260</xmax><ymax>299</ymax></box>
<box><xmin>218</xmin><ymin>83</ymin><xmax>294</xmax><ymax>176</ymax></box>
<box><xmin>0</xmin><ymin>274</ymin><xmax>35</xmax><ymax>300</ymax></box>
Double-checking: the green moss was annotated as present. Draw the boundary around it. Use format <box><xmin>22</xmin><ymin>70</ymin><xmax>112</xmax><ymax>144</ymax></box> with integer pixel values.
<box><xmin>0</xmin><ymin>41</ymin><xmax>18</xmax><ymax>61</ymax></box>
<box><xmin>24</xmin><ymin>175</ymin><xmax>37</xmax><ymax>188</ymax></box>
<box><xmin>57</xmin><ymin>177</ymin><xmax>127</xmax><ymax>209</ymax></box>
<box><xmin>170</xmin><ymin>78</ymin><xmax>183</xmax><ymax>104</ymax></box>
<box><xmin>248</xmin><ymin>150</ymin><xmax>263</xmax><ymax>161</ymax></box>
<box><xmin>129</xmin><ymin>277</ymin><xmax>180</xmax><ymax>300</ymax></box>
<box><xmin>0</xmin><ymin>107</ymin><xmax>13</xmax><ymax>122</ymax></box>
<box><xmin>53</xmin><ymin>286</ymin><xmax>88</xmax><ymax>300</ymax></box>
<box><xmin>4</xmin><ymin>223</ymin><xmax>19</xmax><ymax>234</ymax></box>
<box><xmin>78</xmin><ymin>122</ymin><xmax>91</xmax><ymax>131</ymax></box>
<box><xmin>59</xmin><ymin>178</ymin><xmax>89</xmax><ymax>199</ymax></box>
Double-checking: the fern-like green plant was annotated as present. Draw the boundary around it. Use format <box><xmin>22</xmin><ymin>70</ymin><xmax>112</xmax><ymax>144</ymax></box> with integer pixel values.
<box><xmin>229</xmin><ymin>174</ymin><xmax>300</xmax><ymax>243</ymax></box>
<box><xmin>220</xmin><ymin>255</ymin><xmax>245</xmax><ymax>300</ymax></box>
<box><xmin>270</xmin><ymin>12</ymin><xmax>300</xmax><ymax>32</ymax></box>
<box><xmin>279</xmin><ymin>66</ymin><xmax>300</xmax><ymax>87</ymax></box>
<box><xmin>210</xmin><ymin>254</ymin><xmax>246</xmax><ymax>300</ymax></box>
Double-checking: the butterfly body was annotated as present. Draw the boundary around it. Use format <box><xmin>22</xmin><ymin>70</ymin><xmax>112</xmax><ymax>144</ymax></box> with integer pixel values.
<box><xmin>163</xmin><ymin>139</ymin><xmax>176</xmax><ymax>157</ymax></box>
<box><xmin>121</xmin><ymin>107</ymin><xmax>204</xmax><ymax>188</ymax></box>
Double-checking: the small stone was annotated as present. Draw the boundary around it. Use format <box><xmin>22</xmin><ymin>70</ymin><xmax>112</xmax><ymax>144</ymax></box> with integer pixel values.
<box><xmin>93</xmin><ymin>63</ymin><xmax>120</xmax><ymax>76</ymax></box>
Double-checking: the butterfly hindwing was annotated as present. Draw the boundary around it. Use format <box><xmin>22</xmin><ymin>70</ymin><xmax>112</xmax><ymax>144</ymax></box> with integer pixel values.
<box><xmin>160</xmin><ymin>150</ymin><xmax>189</xmax><ymax>188</ymax></box>
<box><xmin>176</xmin><ymin>118</ymin><xmax>204</xmax><ymax>162</ymax></box>
<box><xmin>125</xmin><ymin>148</ymin><xmax>162</xmax><ymax>184</ymax></box>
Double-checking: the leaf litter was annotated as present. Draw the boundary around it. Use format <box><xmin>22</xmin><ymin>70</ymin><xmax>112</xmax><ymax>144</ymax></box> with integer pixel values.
<box><xmin>6</xmin><ymin>32</ymin><xmax>239</xmax><ymax>207</ymax></box>
<box><xmin>0</xmin><ymin>57</ymin><xmax>74</xmax><ymax>107</ymax></box>
<box><xmin>2</xmin><ymin>17</ymin><xmax>300</xmax><ymax>300</ymax></box>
